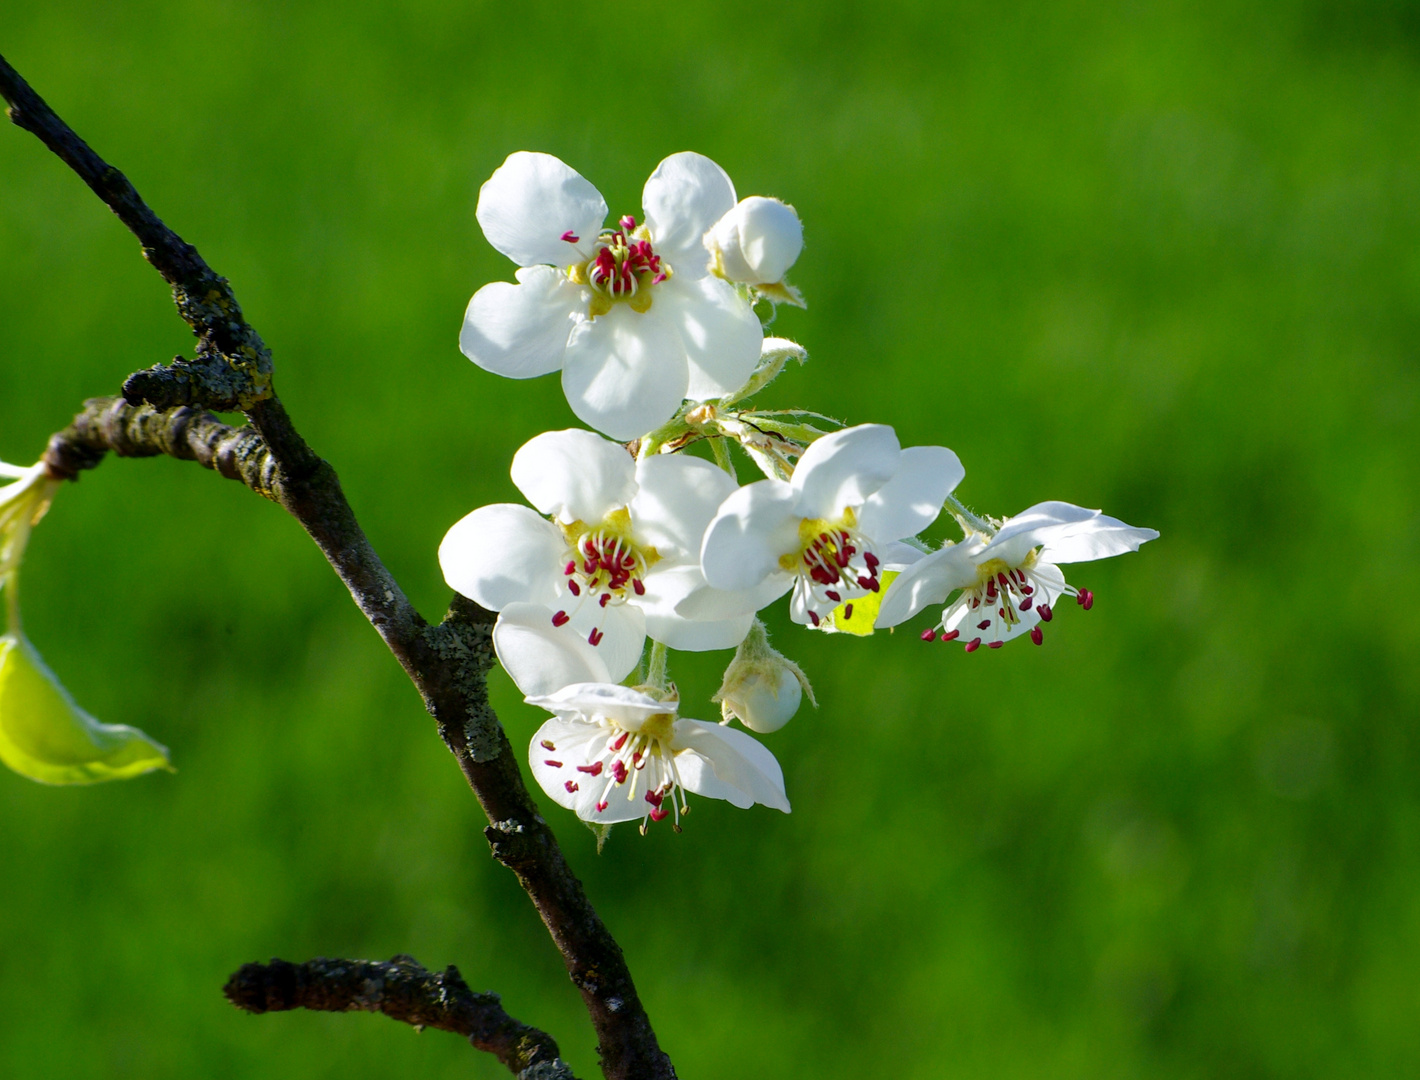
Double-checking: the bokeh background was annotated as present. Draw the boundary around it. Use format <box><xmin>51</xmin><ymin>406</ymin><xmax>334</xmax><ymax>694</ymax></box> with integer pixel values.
<box><xmin>2</xmin><ymin>1</ymin><xmax>1418</xmax><ymax>1076</ymax></box>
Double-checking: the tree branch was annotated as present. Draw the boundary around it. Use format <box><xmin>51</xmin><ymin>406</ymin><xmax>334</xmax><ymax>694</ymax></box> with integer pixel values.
<box><xmin>4</xmin><ymin>52</ymin><xmax>675</xmax><ymax>1080</ymax></box>
<box><xmin>225</xmin><ymin>955</ymin><xmax>579</xmax><ymax>1079</ymax></box>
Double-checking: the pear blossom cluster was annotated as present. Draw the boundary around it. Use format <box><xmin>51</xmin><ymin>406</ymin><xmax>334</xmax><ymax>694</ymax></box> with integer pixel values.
<box><xmin>444</xmin><ymin>149</ymin><xmax>1159</xmax><ymax>835</ymax></box>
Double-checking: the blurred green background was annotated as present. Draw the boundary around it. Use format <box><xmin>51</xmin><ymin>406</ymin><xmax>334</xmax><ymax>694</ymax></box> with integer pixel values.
<box><xmin>2</xmin><ymin>1</ymin><xmax>1418</xmax><ymax>1076</ymax></box>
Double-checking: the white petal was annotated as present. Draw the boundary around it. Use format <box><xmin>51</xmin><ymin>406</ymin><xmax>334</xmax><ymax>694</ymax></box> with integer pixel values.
<box><xmin>529</xmin><ymin>717</ymin><xmax>612</xmax><ymax>816</ymax></box>
<box><xmin>562</xmin><ymin>304</ymin><xmax>688</xmax><ymax>441</ymax></box>
<box><xmin>631</xmin><ymin>453</ymin><xmax>738</xmax><ymax>558</ymax></box>
<box><xmin>494</xmin><ymin>604</ymin><xmax>613</xmax><ymax>696</ymax></box>
<box><xmin>700</xmin><ymin>480</ymin><xmax>801</xmax><ymax>592</ymax></box>
<box><xmin>1038</xmin><ymin>516</ymin><xmax>1160</xmax><ymax>564</ymax></box>
<box><xmin>640</xmin><ymin>565</ymin><xmax>755</xmax><ymax>651</ymax></box>
<box><xmin>438</xmin><ymin>504</ymin><xmax>565</xmax><ymax>611</ymax></box>
<box><xmin>659</xmin><ymin>276</ymin><xmax>763</xmax><ymax>401</ymax></box>
<box><xmin>527</xmin><ymin>682</ymin><xmax>667</xmax><ymax>729</ymax></box>
<box><xmin>477</xmin><ymin>152</ymin><xmax>607</xmax><ymax>267</ymax></box>
<box><xmin>674</xmin><ymin>575</ymin><xmax>790</xmax><ymax>622</ymax></box>
<box><xmin>459</xmin><ymin>267</ymin><xmax>583</xmax><ymax>379</ymax></box>
<box><xmin>877</xmin><ymin>540</ymin><xmax>928</xmax><ymax>571</ymax></box>
<box><xmin>791</xmin><ymin>424</ymin><xmax>901</xmax><ymax>520</ymax></box>
<box><xmin>641</xmin><ymin>152</ymin><xmax>737</xmax><ymax>280</ymax></box>
<box><xmin>856</xmin><ymin>446</ymin><xmax>964</xmax><ymax>543</ymax></box>
<box><xmin>875</xmin><ymin>541</ymin><xmax>983</xmax><ymax>627</ymax></box>
<box><xmin>510</xmin><ymin>429</ymin><xmax>637</xmax><ymax>524</ymax></box>
<box><xmin>565</xmin><ymin>602</ymin><xmax>645</xmax><ymax>685</ymax></box>
<box><xmin>983</xmin><ymin>501</ymin><xmax>1101</xmax><ymax>567</ymax></box>
<box><xmin>672</xmin><ymin>720</ymin><xmax>790</xmax><ymax>812</ymax></box>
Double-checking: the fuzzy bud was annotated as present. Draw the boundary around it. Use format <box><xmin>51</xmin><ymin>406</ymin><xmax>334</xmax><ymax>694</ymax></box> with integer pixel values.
<box><xmin>713</xmin><ymin>620</ymin><xmax>815</xmax><ymax>734</ymax></box>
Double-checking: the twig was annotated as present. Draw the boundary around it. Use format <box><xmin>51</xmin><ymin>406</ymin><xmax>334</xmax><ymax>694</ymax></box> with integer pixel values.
<box><xmin>225</xmin><ymin>955</ymin><xmax>579</xmax><ymax>1079</ymax></box>
<box><xmin>3</xmin><ymin>52</ymin><xmax>675</xmax><ymax>1080</ymax></box>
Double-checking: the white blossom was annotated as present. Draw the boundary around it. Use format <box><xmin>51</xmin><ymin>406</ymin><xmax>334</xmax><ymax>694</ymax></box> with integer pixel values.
<box><xmin>497</xmin><ymin>627</ymin><xmax>790</xmax><ymax>832</ymax></box>
<box><xmin>691</xmin><ymin>424</ymin><xmax>963</xmax><ymax>629</ymax></box>
<box><xmin>439</xmin><ymin>430</ymin><xmax>760</xmax><ymax>689</ymax></box>
<box><xmin>876</xmin><ymin>501</ymin><xmax>1158</xmax><ymax>650</ymax></box>
<box><xmin>460</xmin><ymin>152</ymin><xmax>765</xmax><ymax>440</ymax></box>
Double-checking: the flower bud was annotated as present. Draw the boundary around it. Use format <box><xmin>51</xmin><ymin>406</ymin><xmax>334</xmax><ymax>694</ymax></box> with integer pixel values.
<box><xmin>718</xmin><ymin>665</ymin><xmax>802</xmax><ymax>733</ymax></box>
<box><xmin>713</xmin><ymin>619</ymin><xmax>815</xmax><ymax>734</ymax></box>
<box><xmin>705</xmin><ymin>197</ymin><xmax>804</xmax><ymax>288</ymax></box>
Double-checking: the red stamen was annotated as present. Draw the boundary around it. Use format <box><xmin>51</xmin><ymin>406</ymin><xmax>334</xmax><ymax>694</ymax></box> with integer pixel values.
<box><xmin>988</xmin><ymin>641</ymin><xmax>1004</xmax><ymax>649</ymax></box>
<box><xmin>577</xmin><ymin>762</ymin><xmax>604</xmax><ymax>775</ymax></box>
<box><xmin>596</xmin><ymin>800</ymin><xmax>609</xmax><ymax>812</ymax></box>
<box><xmin>551</xmin><ymin>610</ymin><xmax>570</xmax><ymax>627</ymax></box>
<box><xmin>921</xmin><ymin>628</ymin><xmax>936</xmax><ymax>641</ymax></box>
<box><xmin>560</xmin><ymin>230</ymin><xmax>579</xmax><ymax>243</ymax></box>
<box><xmin>589</xmin><ymin>627</ymin><xmax>604</xmax><ymax>646</ymax></box>
<box><xmin>649</xmin><ymin>807</ymin><xmax>669</xmax><ymax>822</ymax></box>
<box><xmin>632</xmin><ymin>578</ymin><xmax>645</xmax><ymax>595</ymax></box>
<box><xmin>940</xmin><ymin>629</ymin><xmax>960</xmax><ymax>642</ymax></box>
<box><xmin>808</xmin><ymin>610</ymin><xmax>820</xmax><ymax>627</ymax></box>
<box><xmin>977</xmin><ymin>620</ymin><xmax>991</xmax><ymax>631</ymax></box>
<box><xmin>1039</xmin><ymin>604</ymin><xmax>1053</xmax><ymax>622</ymax></box>
<box><xmin>540</xmin><ymin>740</ymin><xmax>556</xmax><ymax>751</ymax></box>
<box><xmin>612</xmin><ymin>732</ymin><xmax>629</xmax><ymax>751</ymax></box>
<box><xmin>844</xmin><ymin>603</ymin><xmax>854</xmax><ymax>619</ymax></box>
<box><xmin>544</xmin><ymin>759</ymin><xmax>562</xmax><ymax>767</ymax></box>
<box><xmin>568</xmin><ymin>580</ymin><xmax>581</xmax><ymax>596</ymax></box>
<box><xmin>620</xmin><ymin>214</ymin><xmax>636</xmax><ymax>231</ymax></box>
<box><xmin>645</xmin><ymin>790</ymin><xmax>663</xmax><ymax>807</ymax></box>
<box><xmin>613</xmin><ymin>760</ymin><xmax>629</xmax><ymax>784</ymax></box>
<box><xmin>1030</xmin><ymin>626</ymin><xmax>1044</xmax><ymax>645</ymax></box>
<box><xmin>564</xmin><ymin>780</ymin><xmax>579</xmax><ymax>792</ymax></box>
<box><xmin>965</xmin><ymin>637</ymin><xmax>982</xmax><ymax>653</ymax></box>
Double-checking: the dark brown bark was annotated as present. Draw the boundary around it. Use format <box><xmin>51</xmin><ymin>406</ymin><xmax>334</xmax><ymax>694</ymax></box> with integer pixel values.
<box><xmin>225</xmin><ymin>956</ymin><xmax>579</xmax><ymax>1079</ymax></box>
<box><xmin>3</xmin><ymin>52</ymin><xmax>674</xmax><ymax>1080</ymax></box>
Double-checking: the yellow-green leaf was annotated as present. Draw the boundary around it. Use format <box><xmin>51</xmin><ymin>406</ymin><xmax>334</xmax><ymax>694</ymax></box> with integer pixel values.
<box><xmin>830</xmin><ymin>570</ymin><xmax>900</xmax><ymax>636</ymax></box>
<box><xmin>0</xmin><ymin>633</ymin><xmax>172</xmax><ymax>785</ymax></box>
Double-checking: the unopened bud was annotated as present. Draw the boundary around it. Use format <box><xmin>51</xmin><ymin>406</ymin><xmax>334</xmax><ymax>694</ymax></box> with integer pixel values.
<box><xmin>705</xmin><ymin>197</ymin><xmax>804</xmax><ymax>289</ymax></box>
<box><xmin>718</xmin><ymin>665</ymin><xmax>802</xmax><ymax>733</ymax></box>
<box><xmin>712</xmin><ymin>620</ymin><xmax>815</xmax><ymax>734</ymax></box>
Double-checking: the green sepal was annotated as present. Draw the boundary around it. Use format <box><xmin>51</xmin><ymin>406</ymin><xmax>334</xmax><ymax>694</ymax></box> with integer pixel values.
<box><xmin>0</xmin><ymin>633</ymin><xmax>172</xmax><ymax>785</ymax></box>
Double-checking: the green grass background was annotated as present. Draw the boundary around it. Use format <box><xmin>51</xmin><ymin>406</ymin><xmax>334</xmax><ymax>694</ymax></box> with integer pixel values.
<box><xmin>2</xmin><ymin>1</ymin><xmax>1418</xmax><ymax>1076</ymax></box>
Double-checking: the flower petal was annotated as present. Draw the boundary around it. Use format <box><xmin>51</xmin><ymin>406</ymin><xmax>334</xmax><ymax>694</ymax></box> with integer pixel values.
<box><xmin>439</xmin><ymin>504</ymin><xmax>566</xmax><ymax>611</ymax></box>
<box><xmin>640</xmin><ymin>565</ymin><xmax>755</xmax><ymax>651</ymax></box>
<box><xmin>658</xmin><ymin>276</ymin><xmax>764</xmax><ymax>401</ymax></box>
<box><xmin>510</xmin><ymin>429</ymin><xmax>637</xmax><ymax>524</ymax></box>
<box><xmin>564</xmin><ymin>602</ymin><xmax>645</xmax><ymax>685</ymax></box>
<box><xmin>791</xmin><ymin>424</ymin><xmax>901</xmax><ymax>520</ymax></box>
<box><xmin>674</xmin><ymin>575</ymin><xmax>791</xmax><ymax>622</ymax></box>
<box><xmin>1038</xmin><ymin>515</ymin><xmax>1160</xmax><ymax>565</ymax></box>
<box><xmin>982</xmin><ymin>501</ymin><xmax>1101</xmax><ymax>567</ymax></box>
<box><xmin>477</xmin><ymin>151</ymin><xmax>607</xmax><ymax>267</ymax></box>
<box><xmin>632</xmin><ymin>453</ymin><xmax>738</xmax><ymax>558</ymax></box>
<box><xmin>672</xmin><ymin>720</ymin><xmax>790</xmax><ymax>812</ymax></box>
<box><xmin>528</xmin><ymin>716</ymin><xmax>613</xmax><ymax>816</ymax></box>
<box><xmin>527</xmin><ymin>682</ymin><xmax>668</xmax><ymax>729</ymax></box>
<box><xmin>562</xmin><ymin>304</ymin><xmax>688</xmax><ymax>441</ymax></box>
<box><xmin>641</xmin><ymin>152</ymin><xmax>737</xmax><ymax>280</ymax></box>
<box><xmin>874</xmin><ymin>540</ymin><xmax>983</xmax><ymax>627</ymax></box>
<box><xmin>857</xmin><ymin>446</ymin><xmax>964</xmax><ymax>542</ymax></box>
<box><xmin>700</xmin><ymin>480</ymin><xmax>801</xmax><ymax>592</ymax></box>
<box><xmin>459</xmin><ymin>267</ymin><xmax>584</xmax><ymax>379</ymax></box>
<box><xmin>493</xmin><ymin>603</ymin><xmax>614</xmax><ymax>696</ymax></box>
